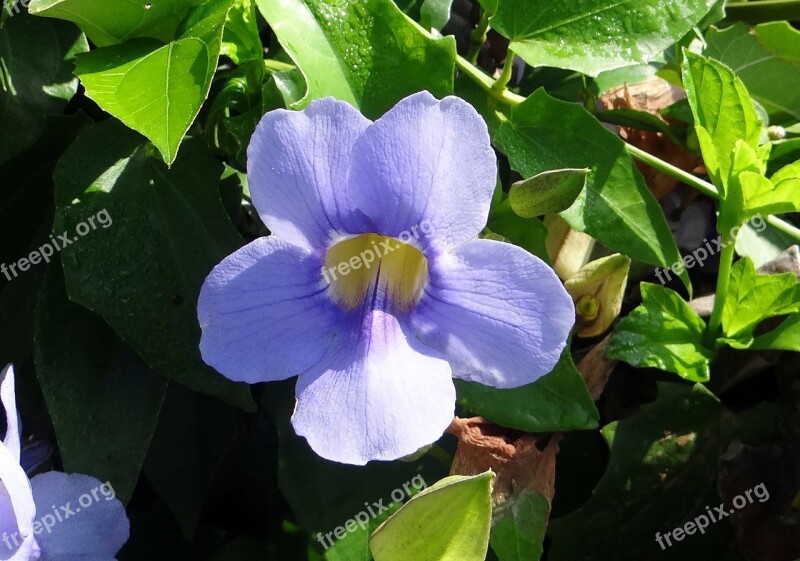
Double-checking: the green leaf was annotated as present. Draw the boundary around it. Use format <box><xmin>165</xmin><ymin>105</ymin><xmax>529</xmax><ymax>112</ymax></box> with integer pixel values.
<box><xmin>0</xmin><ymin>13</ymin><xmax>88</xmax><ymax>165</ymax></box>
<box><xmin>720</xmin><ymin>256</ymin><xmax>800</xmax><ymax>343</ymax></box>
<box><xmin>255</xmin><ymin>0</ymin><xmax>455</xmax><ymax>118</ymax></box>
<box><xmin>494</xmin><ymin>89</ymin><xmax>690</xmax><ymax>293</ymax></box>
<box><xmin>53</xmin><ymin>119</ymin><xmax>254</xmax><ymax>410</ymax></box>
<box><xmin>489</xmin><ymin>0</ymin><xmax>717</xmax><ymax>77</ymax></box>
<box><xmin>682</xmin><ymin>51</ymin><xmax>762</xmax><ymax>190</ymax></box>
<box><xmin>753</xmin><ymin>160</ymin><xmax>800</xmax><ymax>215</ymax></box>
<box><xmin>29</xmin><ymin>0</ymin><xmax>201</xmax><ymax>47</ymax></box>
<box><xmin>606</xmin><ymin>283</ymin><xmax>713</xmax><ymax>382</ymax></box>
<box><xmin>369</xmin><ymin>472</ymin><xmax>494</xmax><ymax>561</ymax></box>
<box><xmin>548</xmin><ymin>383</ymin><xmax>758</xmax><ymax>561</ymax></box>
<box><xmin>75</xmin><ymin>0</ymin><xmax>234</xmax><ymax>164</ymax></box>
<box><xmin>34</xmin><ymin>264</ymin><xmax>167</xmax><ymax>504</ymax></box>
<box><xmin>719</xmin><ymin>139</ymin><xmax>768</xmax><ymax>229</ymax></box>
<box><xmin>316</xmin><ymin>501</ymin><xmax>403</xmax><ymax>561</ymax></box>
<box><xmin>706</xmin><ymin>22</ymin><xmax>800</xmax><ymax>125</ymax></box>
<box><xmin>0</xmin><ymin>113</ymin><xmax>91</xmax><ymax>366</ymax></box>
<box><xmin>490</xmin><ymin>490</ymin><xmax>549</xmax><ymax>561</ymax></box>
<box><xmin>598</xmin><ymin>107</ymin><xmax>686</xmax><ymax>147</ymax></box>
<box><xmin>741</xmin><ymin>311</ymin><xmax>800</xmax><ymax>352</ymax></box>
<box><xmin>456</xmin><ymin>348</ymin><xmax>599</xmax><ymax>432</ymax></box>
<box><xmin>508</xmin><ymin>168</ymin><xmax>588</xmax><ymax>218</ymax></box>
<box><xmin>221</xmin><ymin>0</ymin><xmax>263</xmax><ymax>64</ymax></box>
<box><xmin>143</xmin><ymin>383</ymin><xmax>237</xmax><ymax>538</ymax></box>
<box><xmin>485</xmin><ymin>208</ymin><xmax>549</xmax><ymax>262</ymax></box>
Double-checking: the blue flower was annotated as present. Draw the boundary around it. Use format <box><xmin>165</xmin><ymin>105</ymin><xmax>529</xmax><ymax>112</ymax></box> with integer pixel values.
<box><xmin>198</xmin><ymin>92</ymin><xmax>574</xmax><ymax>465</ymax></box>
<box><xmin>0</xmin><ymin>364</ymin><xmax>129</xmax><ymax>560</ymax></box>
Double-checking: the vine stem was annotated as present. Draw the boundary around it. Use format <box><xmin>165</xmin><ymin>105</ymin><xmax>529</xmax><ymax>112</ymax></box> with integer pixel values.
<box><xmin>492</xmin><ymin>48</ymin><xmax>516</xmax><ymax>94</ymax></box>
<box><xmin>455</xmin><ymin>55</ymin><xmax>525</xmax><ymax>105</ymax></box>
<box><xmin>705</xmin><ymin>237</ymin><xmax>735</xmax><ymax>345</ymax></box>
<box><xmin>466</xmin><ymin>9</ymin><xmax>491</xmax><ymax>64</ymax></box>
<box><xmin>263</xmin><ymin>59</ymin><xmax>295</xmax><ymax>73</ymax></box>
<box><xmin>623</xmin><ymin>144</ymin><xmax>718</xmax><ymax>199</ymax></box>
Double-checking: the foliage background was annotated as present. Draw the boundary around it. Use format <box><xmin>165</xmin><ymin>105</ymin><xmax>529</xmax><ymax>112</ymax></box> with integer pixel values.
<box><xmin>1</xmin><ymin>0</ymin><xmax>799</xmax><ymax>559</ymax></box>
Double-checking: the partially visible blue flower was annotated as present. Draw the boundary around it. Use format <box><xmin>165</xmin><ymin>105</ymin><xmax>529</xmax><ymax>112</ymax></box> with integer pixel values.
<box><xmin>198</xmin><ymin>92</ymin><xmax>574</xmax><ymax>465</ymax></box>
<box><xmin>0</xmin><ymin>364</ymin><xmax>129</xmax><ymax>560</ymax></box>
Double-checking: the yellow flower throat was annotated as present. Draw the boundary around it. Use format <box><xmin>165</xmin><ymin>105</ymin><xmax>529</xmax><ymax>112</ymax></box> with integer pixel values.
<box><xmin>322</xmin><ymin>234</ymin><xmax>428</xmax><ymax>312</ymax></box>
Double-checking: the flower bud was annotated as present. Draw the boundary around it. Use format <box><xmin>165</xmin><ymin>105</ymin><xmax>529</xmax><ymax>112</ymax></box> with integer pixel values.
<box><xmin>544</xmin><ymin>215</ymin><xmax>595</xmax><ymax>280</ymax></box>
<box><xmin>564</xmin><ymin>253</ymin><xmax>630</xmax><ymax>337</ymax></box>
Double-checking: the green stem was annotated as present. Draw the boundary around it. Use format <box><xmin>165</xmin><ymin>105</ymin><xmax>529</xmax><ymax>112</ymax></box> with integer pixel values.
<box><xmin>705</xmin><ymin>236</ymin><xmax>735</xmax><ymax>346</ymax></box>
<box><xmin>766</xmin><ymin>214</ymin><xmax>800</xmax><ymax>240</ymax></box>
<box><xmin>466</xmin><ymin>9</ymin><xmax>491</xmax><ymax>64</ymax></box>
<box><xmin>263</xmin><ymin>59</ymin><xmax>295</xmax><ymax>73</ymax></box>
<box><xmin>492</xmin><ymin>48</ymin><xmax>516</xmax><ymax>94</ymax></box>
<box><xmin>455</xmin><ymin>55</ymin><xmax>525</xmax><ymax>106</ymax></box>
<box><xmin>624</xmin><ymin>144</ymin><xmax>718</xmax><ymax>199</ymax></box>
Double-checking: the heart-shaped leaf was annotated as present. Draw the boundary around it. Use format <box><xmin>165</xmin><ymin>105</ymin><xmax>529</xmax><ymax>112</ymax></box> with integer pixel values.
<box><xmin>75</xmin><ymin>0</ymin><xmax>233</xmax><ymax>164</ymax></box>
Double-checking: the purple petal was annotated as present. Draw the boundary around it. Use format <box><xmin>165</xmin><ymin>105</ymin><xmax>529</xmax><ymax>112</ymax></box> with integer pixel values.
<box><xmin>198</xmin><ymin>237</ymin><xmax>347</xmax><ymax>383</ymax></box>
<box><xmin>410</xmin><ymin>239</ymin><xmax>574</xmax><ymax>388</ymax></box>
<box><xmin>247</xmin><ymin>98</ymin><xmax>372</xmax><ymax>251</ymax></box>
<box><xmin>347</xmin><ymin>92</ymin><xmax>497</xmax><ymax>252</ymax></box>
<box><xmin>291</xmin><ymin>310</ymin><xmax>455</xmax><ymax>465</ymax></box>
<box><xmin>0</xmin><ymin>443</ymin><xmax>36</xmax><ymax>560</ymax></box>
<box><xmin>30</xmin><ymin>472</ymin><xmax>128</xmax><ymax>560</ymax></box>
<box><xmin>0</xmin><ymin>365</ymin><xmax>20</xmax><ymax>461</ymax></box>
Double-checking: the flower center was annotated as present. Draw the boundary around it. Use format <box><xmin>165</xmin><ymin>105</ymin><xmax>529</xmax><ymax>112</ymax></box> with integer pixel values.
<box><xmin>322</xmin><ymin>233</ymin><xmax>428</xmax><ymax>312</ymax></box>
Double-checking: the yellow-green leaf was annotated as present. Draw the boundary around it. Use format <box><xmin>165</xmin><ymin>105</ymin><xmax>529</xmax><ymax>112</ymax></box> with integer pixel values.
<box><xmin>369</xmin><ymin>471</ymin><xmax>494</xmax><ymax>561</ymax></box>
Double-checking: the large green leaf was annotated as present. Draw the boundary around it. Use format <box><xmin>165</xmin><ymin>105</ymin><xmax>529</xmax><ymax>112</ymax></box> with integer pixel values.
<box><xmin>0</xmin><ymin>113</ymin><xmax>91</xmax><ymax>366</ymax></box>
<box><xmin>75</xmin><ymin>0</ymin><xmax>233</xmax><ymax>164</ymax></box>
<box><xmin>706</xmin><ymin>22</ymin><xmax>800</xmax><ymax>125</ymax></box>
<box><xmin>682</xmin><ymin>51</ymin><xmax>762</xmax><ymax>191</ymax></box>
<box><xmin>143</xmin><ymin>383</ymin><xmax>237</xmax><ymax>538</ymax></box>
<box><xmin>606</xmin><ymin>283</ymin><xmax>713</xmax><ymax>382</ymax></box>
<box><xmin>34</xmin><ymin>264</ymin><xmax>167</xmax><ymax>504</ymax></box>
<box><xmin>0</xmin><ymin>13</ymin><xmax>87</xmax><ymax>165</ymax></box>
<box><xmin>456</xmin><ymin>348</ymin><xmax>599</xmax><ymax>432</ymax></box>
<box><xmin>52</xmin><ymin>119</ymin><xmax>254</xmax><ymax>410</ymax></box>
<box><xmin>369</xmin><ymin>472</ymin><xmax>493</xmax><ymax>561</ymax></box>
<box><xmin>29</xmin><ymin>0</ymin><xmax>200</xmax><ymax>46</ymax></box>
<box><xmin>548</xmin><ymin>383</ymin><xmax>758</xmax><ymax>561</ymax></box>
<box><xmin>494</xmin><ymin>89</ymin><xmax>690</xmax><ymax>292</ymax></box>
<box><xmin>489</xmin><ymin>0</ymin><xmax>717</xmax><ymax>76</ymax></box>
<box><xmin>255</xmin><ymin>0</ymin><xmax>455</xmax><ymax>118</ymax></box>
